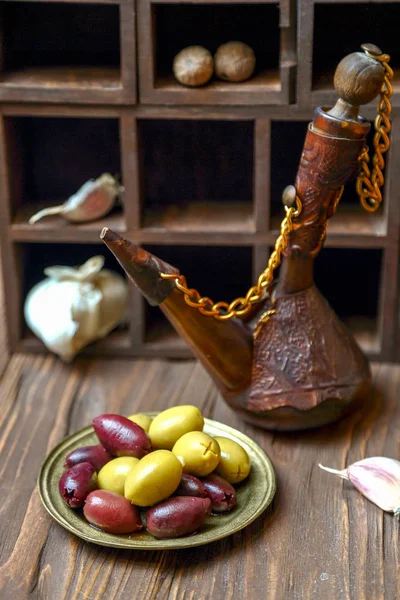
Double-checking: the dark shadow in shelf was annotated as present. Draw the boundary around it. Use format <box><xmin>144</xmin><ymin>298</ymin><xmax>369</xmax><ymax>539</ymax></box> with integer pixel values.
<box><xmin>139</xmin><ymin>120</ymin><xmax>254</xmax><ymax>233</ymax></box>
<box><xmin>269</xmin><ymin>120</ymin><xmax>387</xmax><ymax>239</ymax></box>
<box><xmin>312</xmin><ymin>3</ymin><xmax>400</xmax><ymax>101</ymax></box>
<box><xmin>0</xmin><ymin>2</ymin><xmax>121</xmax><ymax>91</ymax></box>
<box><xmin>143</xmin><ymin>244</ymin><xmax>253</xmax><ymax>351</ymax></box>
<box><xmin>5</xmin><ymin>116</ymin><xmax>125</xmax><ymax>238</ymax></box>
<box><xmin>314</xmin><ymin>247</ymin><xmax>382</xmax><ymax>355</ymax></box>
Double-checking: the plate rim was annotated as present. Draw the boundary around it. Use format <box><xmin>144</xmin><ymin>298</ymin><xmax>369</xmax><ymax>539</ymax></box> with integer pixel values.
<box><xmin>38</xmin><ymin>413</ymin><xmax>277</xmax><ymax>550</ymax></box>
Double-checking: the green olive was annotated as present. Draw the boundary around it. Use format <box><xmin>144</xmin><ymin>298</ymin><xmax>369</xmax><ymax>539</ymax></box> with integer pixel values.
<box><xmin>127</xmin><ymin>413</ymin><xmax>153</xmax><ymax>433</ymax></box>
<box><xmin>172</xmin><ymin>432</ymin><xmax>220</xmax><ymax>477</ymax></box>
<box><xmin>98</xmin><ymin>456</ymin><xmax>139</xmax><ymax>495</ymax></box>
<box><xmin>213</xmin><ymin>436</ymin><xmax>251</xmax><ymax>484</ymax></box>
<box><xmin>148</xmin><ymin>405</ymin><xmax>204</xmax><ymax>450</ymax></box>
<box><xmin>124</xmin><ymin>449</ymin><xmax>182</xmax><ymax>506</ymax></box>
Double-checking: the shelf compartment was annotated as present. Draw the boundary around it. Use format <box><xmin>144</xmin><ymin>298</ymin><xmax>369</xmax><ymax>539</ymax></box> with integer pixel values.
<box><xmin>139</xmin><ymin>119</ymin><xmax>254</xmax><ymax>233</ymax></box>
<box><xmin>4</xmin><ymin>115</ymin><xmax>125</xmax><ymax>241</ymax></box>
<box><xmin>311</xmin><ymin>3</ymin><xmax>400</xmax><ymax>106</ymax></box>
<box><xmin>0</xmin><ymin>1</ymin><xmax>135</xmax><ymax>104</ymax></box>
<box><xmin>269</xmin><ymin>120</ymin><xmax>388</xmax><ymax>240</ymax></box>
<box><xmin>314</xmin><ymin>247</ymin><xmax>382</xmax><ymax>358</ymax></box>
<box><xmin>18</xmin><ymin>242</ymin><xmax>132</xmax><ymax>356</ymax></box>
<box><xmin>142</xmin><ymin>244</ymin><xmax>253</xmax><ymax>356</ymax></box>
<box><xmin>138</xmin><ymin>1</ymin><xmax>296</xmax><ymax>105</ymax></box>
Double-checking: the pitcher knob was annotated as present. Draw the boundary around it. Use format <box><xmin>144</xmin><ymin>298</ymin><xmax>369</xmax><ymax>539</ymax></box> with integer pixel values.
<box><xmin>333</xmin><ymin>43</ymin><xmax>386</xmax><ymax>107</ymax></box>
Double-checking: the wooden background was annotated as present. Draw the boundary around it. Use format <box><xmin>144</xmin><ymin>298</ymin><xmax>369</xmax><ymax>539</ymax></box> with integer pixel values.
<box><xmin>1</xmin><ymin>0</ymin><xmax>400</xmax><ymax>364</ymax></box>
<box><xmin>0</xmin><ymin>350</ymin><xmax>399</xmax><ymax>599</ymax></box>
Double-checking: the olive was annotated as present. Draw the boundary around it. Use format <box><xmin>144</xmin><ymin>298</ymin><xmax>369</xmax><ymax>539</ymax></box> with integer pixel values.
<box><xmin>84</xmin><ymin>490</ymin><xmax>143</xmax><ymax>534</ymax></box>
<box><xmin>124</xmin><ymin>449</ymin><xmax>182</xmax><ymax>507</ymax></box>
<box><xmin>146</xmin><ymin>496</ymin><xmax>211</xmax><ymax>539</ymax></box>
<box><xmin>148</xmin><ymin>405</ymin><xmax>204</xmax><ymax>450</ymax></box>
<box><xmin>201</xmin><ymin>474</ymin><xmax>237</xmax><ymax>513</ymax></box>
<box><xmin>98</xmin><ymin>456</ymin><xmax>139</xmax><ymax>495</ymax></box>
<box><xmin>173</xmin><ymin>473</ymin><xmax>208</xmax><ymax>498</ymax></box>
<box><xmin>93</xmin><ymin>414</ymin><xmax>151</xmax><ymax>458</ymax></box>
<box><xmin>213</xmin><ymin>436</ymin><xmax>251</xmax><ymax>484</ymax></box>
<box><xmin>64</xmin><ymin>445</ymin><xmax>112</xmax><ymax>471</ymax></box>
<box><xmin>127</xmin><ymin>413</ymin><xmax>153</xmax><ymax>433</ymax></box>
<box><xmin>59</xmin><ymin>462</ymin><xmax>98</xmax><ymax>508</ymax></box>
<box><xmin>172</xmin><ymin>432</ymin><xmax>220</xmax><ymax>477</ymax></box>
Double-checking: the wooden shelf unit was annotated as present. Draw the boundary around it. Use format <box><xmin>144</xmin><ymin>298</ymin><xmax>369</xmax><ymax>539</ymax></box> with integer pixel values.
<box><xmin>0</xmin><ymin>0</ymin><xmax>400</xmax><ymax>363</ymax></box>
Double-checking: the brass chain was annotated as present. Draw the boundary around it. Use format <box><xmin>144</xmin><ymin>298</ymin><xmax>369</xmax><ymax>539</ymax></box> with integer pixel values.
<box><xmin>356</xmin><ymin>49</ymin><xmax>393</xmax><ymax>212</ymax></box>
<box><xmin>161</xmin><ymin>48</ymin><xmax>392</xmax><ymax>324</ymax></box>
<box><xmin>160</xmin><ymin>196</ymin><xmax>302</xmax><ymax>321</ymax></box>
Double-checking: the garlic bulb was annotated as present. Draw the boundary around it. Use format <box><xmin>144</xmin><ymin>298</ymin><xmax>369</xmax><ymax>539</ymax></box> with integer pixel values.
<box><xmin>173</xmin><ymin>46</ymin><xmax>214</xmax><ymax>87</ymax></box>
<box><xmin>29</xmin><ymin>174</ymin><xmax>123</xmax><ymax>224</ymax></box>
<box><xmin>24</xmin><ymin>256</ymin><xmax>128</xmax><ymax>361</ymax></box>
<box><xmin>319</xmin><ymin>457</ymin><xmax>400</xmax><ymax>518</ymax></box>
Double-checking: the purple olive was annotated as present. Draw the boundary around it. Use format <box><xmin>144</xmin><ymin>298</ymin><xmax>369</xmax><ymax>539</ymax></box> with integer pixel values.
<box><xmin>92</xmin><ymin>414</ymin><xmax>151</xmax><ymax>459</ymax></box>
<box><xmin>64</xmin><ymin>445</ymin><xmax>112</xmax><ymax>471</ymax></box>
<box><xmin>173</xmin><ymin>473</ymin><xmax>208</xmax><ymax>498</ymax></box>
<box><xmin>201</xmin><ymin>474</ymin><xmax>237</xmax><ymax>513</ymax></box>
<box><xmin>84</xmin><ymin>490</ymin><xmax>143</xmax><ymax>534</ymax></box>
<box><xmin>146</xmin><ymin>496</ymin><xmax>211</xmax><ymax>539</ymax></box>
<box><xmin>58</xmin><ymin>462</ymin><xmax>98</xmax><ymax>508</ymax></box>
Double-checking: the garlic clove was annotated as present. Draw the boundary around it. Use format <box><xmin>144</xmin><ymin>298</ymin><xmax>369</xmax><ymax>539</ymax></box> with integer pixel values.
<box><xmin>24</xmin><ymin>280</ymin><xmax>81</xmax><ymax>362</ymax></box>
<box><xmin>94</xmin><ymin>269</ymin><xmax>128</xmax><ymax>337</ymax></box>
<box><xmin>319</xmin><ymin>457</ymin><xmax>400</xmax><ymax>518</ymax></box>
<box><xmin>28</xmin><ymin>174</ymin><xmax>123</xmax><ymax>225</ymax></box>
<box><xmin>62</xmin><ymin>174</ymin><xmax>122</xmax><ymax>223</ymax></box>
<box><xmin>70</xmin><ymin>285</ymin><xmax>103</xmax><ymax>353</ymax></box>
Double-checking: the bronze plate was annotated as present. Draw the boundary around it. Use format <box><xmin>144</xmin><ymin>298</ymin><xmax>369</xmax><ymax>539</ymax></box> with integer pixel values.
<box><xmin>38</xmin><ymin>414</ymin><xmax>276</xmax><ymax>549</ymax></box>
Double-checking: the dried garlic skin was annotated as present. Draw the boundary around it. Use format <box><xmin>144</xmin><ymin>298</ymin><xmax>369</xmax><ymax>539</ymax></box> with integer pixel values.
<box><xmin>214</xmin><ymin>42</ymin><xmax>256</xmax><ymax>83</ymax></box>
<box><xmin>173</xmin><ymin>46</ymin><xmax>214</xmax><ymax>87</ymax></box>
<box><xmin>24</xmin><ymin>256</ymin><xmax>128</xmax><ymax>361</ymax></box>
<box><xmin>29</xmin><ymin>174</ymin><xmax>123</xmax><ymax>224</ymax></box>
<box><xmin>319</xmin><ymin>457</ymin><xmax>400</xmax><ymax>517</ymax></box>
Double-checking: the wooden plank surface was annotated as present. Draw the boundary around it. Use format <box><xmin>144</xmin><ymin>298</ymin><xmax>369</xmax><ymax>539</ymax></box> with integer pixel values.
<box><xmin>0</xmin><ymin>354</ymin><xmax>399</xmax><ymax>599</ymax></box>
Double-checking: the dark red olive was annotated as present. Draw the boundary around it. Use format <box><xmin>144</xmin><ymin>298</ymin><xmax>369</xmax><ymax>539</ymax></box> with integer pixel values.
<box><xmin>64</xmin><ymin>445</ymin><xmax>112</xmax><ymax>471</ymax></box>
<box><xmin>173</xmin><ymin>473</ymin><xmax>208</xmax><ymax>498</ymax></box>
<box><xmin>201</xmin><ymin>474</ymin><xmax>237</xmax><ymax>513</ymax></box>
<box><xmin>84</xmin><ymin>490</ymin><xmax>143</xmax><ymax>534</ymax></box>
<box><xmin>92</xmin><ymin>414</ymin><xmax>151</xmax><ymax>458</ymax></box>
<box><xmin>58</xmin><ymin>462</ymin><xmax>98</xmax><ymax>508</ymax></box>
<box><xmin>146</xmin><ymin>496</ymin><xmax>211</xmax><ymax>539</ymax></box>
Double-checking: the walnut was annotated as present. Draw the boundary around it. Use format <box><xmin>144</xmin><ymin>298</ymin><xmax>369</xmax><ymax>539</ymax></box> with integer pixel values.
<box><xmin>173</xmin><ymin>46</ymin><xmax>214</xmax><ymax>87</ymax></box>
<box><xmin>214</xmin><ymin>42</ymin><xmax>256</xmax><ymax>83</ymax></box>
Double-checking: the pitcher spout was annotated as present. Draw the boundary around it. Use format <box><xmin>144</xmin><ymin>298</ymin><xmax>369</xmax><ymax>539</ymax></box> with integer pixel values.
<box><xmin>101</xmin><ymin>228</ymin><xmax>253</xmax><ymax>398</ymax></box>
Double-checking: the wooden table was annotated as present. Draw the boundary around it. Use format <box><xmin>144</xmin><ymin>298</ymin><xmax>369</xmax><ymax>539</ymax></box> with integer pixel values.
<box><xmin>0</xmin><ymin>353</ymin><xmax>399</xmax><ymax>599</ymax></box>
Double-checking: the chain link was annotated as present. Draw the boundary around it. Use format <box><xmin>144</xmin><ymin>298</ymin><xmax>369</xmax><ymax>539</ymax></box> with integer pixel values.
<box><xmin>160</xmin><ymin>197</ymin><xmax>302</xmax><ymax>321</ymax></box>
<box><xmin>356</xmin><ymin>50</ymin><xmax>393</xmax><ymax>212</ymax></box>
